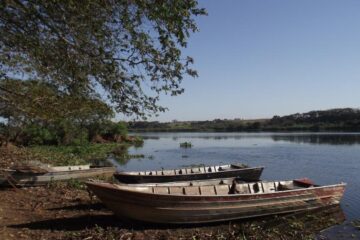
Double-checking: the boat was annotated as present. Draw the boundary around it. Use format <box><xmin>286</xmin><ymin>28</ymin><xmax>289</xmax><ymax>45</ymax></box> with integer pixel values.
<box><xmin>0</xmin><ymin>164</ymin><xmax>116</xmax><ymax>187</ymax></box>
<box><xmin>120</xmin><ymin>177</ymin><xmax>247</xmax><ymax>187</ymax></box>
<box><xmin>86</xmin><ymin>178</ymin><xmax>346</xmax><ymax>224</ymax></box>
<box><xmin>114</xmin><ymin>164</ymin><xmax>264</xmax><ymax>183</ymax></box>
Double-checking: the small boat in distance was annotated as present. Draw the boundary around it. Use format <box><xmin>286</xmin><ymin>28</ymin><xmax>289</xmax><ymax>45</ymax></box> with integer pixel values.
<box><xmin>86</xmin><ymin>178</ymin><xmax>346</xmax><ymax>224</ymax></box>
<box><xmin>0</xmin><ymin>164</ymin><xmax>115</xmax><ymax>187</ymax></box>
<box><xmin>114</xmin><ymin>164</ymin><xmax>264</xmax><ymax>183</ymax></box>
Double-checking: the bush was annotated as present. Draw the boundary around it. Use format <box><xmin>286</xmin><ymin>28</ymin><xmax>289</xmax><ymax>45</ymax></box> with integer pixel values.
<box><xmin>111</xmin><ymin>121</ymin><xmax>128</xmax><ymax>136</ymax></box>
<box><xmin>180</xmin><ymin>142</ymin><xmax>192</xmax><ymax>148</ymax></box>
<box><xmin>23</xmin><ymin>124</ymin><xmax>58</xmax><ymax>145</ymax></box>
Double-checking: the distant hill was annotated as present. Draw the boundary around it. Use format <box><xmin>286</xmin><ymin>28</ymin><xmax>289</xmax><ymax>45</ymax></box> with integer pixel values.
<box><xmin>128</xmin><ymin>108</ymin><xmax>360</xmax><ymax>132</ymax></box>
<box><xmin>267</xmin><ymin>108</ymin><xmax>360</xmax><ymax>131</ymax></box>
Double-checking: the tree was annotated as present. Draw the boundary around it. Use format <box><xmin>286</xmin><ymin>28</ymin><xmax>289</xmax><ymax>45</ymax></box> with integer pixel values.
<box><xmin>0</xmin><ymin>78</ymin><xmax>114</xmax><ymax>145</ymax></box>
<box><xmin>0</xmin><ymin>0</ymin><xmax>206</xmax><ymax>119</ymax></box>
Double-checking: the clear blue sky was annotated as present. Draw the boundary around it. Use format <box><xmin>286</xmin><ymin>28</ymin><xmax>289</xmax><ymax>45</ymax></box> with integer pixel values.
<box><xmin>144</xmin><ymin>0</ymin><xmax>360</xmax><ymax>122</ymax></box>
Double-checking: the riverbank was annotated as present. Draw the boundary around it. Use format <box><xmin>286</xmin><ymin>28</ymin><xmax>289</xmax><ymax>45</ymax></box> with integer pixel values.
<box><xmin>0</xmin><ymin>140</ymin><xmax>144</xmax><ymax>169</ymax></box>
<box><xmin>0</xmin><ymin>183</ymin><xmax>347</xmax><ymax>240</ymax></box>
<box><xmin>0</xmin><ymin>138</ymin><xmax>355</xmax><ymax>239</ymax></box>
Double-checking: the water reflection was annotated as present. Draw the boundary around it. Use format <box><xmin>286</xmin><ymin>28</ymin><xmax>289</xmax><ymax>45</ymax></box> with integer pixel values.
<box><xmin>107</xmin><ymin>155</ymin><xmax>131</xmax><ymax>166</ymax></box>
<box><xmin>142</xmin><ymin>136</ymin><xmax>160</xmax><ymax>140</ymax></box>
<box><xmin>136</xmin><ymin>132</ymin><xmax>360</xmax><ymax>145</ymax></box>
<box><xmin>272</xmin><ymin>134</ymin><xmax>360</xmax><ymax>145</ymax></box>
<box><xmin>133</xmin><ymin>141</ymin><xmax>144</xmax><ymax>149</ymax></box>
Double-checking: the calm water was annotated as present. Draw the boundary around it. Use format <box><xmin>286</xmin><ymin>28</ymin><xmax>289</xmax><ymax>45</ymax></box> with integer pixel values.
<box><xmin>110</xmin><ymin>132</ymin><xmax>360</xmax><ymax>220</ymax></box>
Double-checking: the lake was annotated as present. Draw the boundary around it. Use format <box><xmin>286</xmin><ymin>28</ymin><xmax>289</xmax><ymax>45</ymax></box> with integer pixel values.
<box><xmin>109</xmin><ymin>132</ymin><xmax>360</xmax><ymax>220</ymax></box>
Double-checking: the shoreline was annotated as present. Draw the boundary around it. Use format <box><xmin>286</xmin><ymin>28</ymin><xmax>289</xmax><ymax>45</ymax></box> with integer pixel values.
<box><xmin>0</xmin><ymin>183</ymin><xmax>347</xmax><ymax>240</ymax></box>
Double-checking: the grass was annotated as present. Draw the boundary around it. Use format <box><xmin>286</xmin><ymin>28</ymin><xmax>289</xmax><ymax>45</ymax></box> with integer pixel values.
<box><xmin>28</xmin><ymin>143</ymin><xmax>126</xmax><ymax>166</ymax></box>
<box><xmin>27</xmin><ymin>139</ymin><xmax>148</xmax><ymax>166</ymax></box>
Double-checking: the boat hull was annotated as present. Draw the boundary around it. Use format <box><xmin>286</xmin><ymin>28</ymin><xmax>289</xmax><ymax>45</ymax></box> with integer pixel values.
<box><xmin>86</xmin><ymin>182</ymin><xmax>346</xmax><ymax>224</ymax></box>
<box><xmin>0</xmin><ymin>166</ymin><xmax>115</xmax><ymax>187</ymax></box>
<box><xmin>114</xmin><ymin>166</ymin><xmax>264</xmax><ymax>183</ymax></box>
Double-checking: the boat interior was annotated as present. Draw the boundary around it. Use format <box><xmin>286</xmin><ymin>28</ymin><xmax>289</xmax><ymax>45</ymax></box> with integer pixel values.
<box><xmin>124</xmin><ymin>164</ymin><xmax>248</xmax><ymax>176</ymax></box>
<box><xmin>115</xmin><ymin>179</ymin><xmax>315</xmax><ymax>196</ymax></box>
<box><xmin>49</xmin><ymin>165</ymin><xmax>91</xmax><ymax>172</ymax></box>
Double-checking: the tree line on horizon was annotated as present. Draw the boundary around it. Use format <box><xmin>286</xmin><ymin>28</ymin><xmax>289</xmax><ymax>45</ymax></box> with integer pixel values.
<box><xmin>128</xmin><ymin>108</ymin><xmax>360</xmax><ymax>132</ymax></box>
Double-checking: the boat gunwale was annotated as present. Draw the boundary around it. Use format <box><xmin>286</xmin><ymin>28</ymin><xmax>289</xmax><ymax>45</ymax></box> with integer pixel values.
<box><xmin>115</xmin><ymin>166</ymin><xmax>265</xmax><ymax>177</ymax></box>
<box><xmin>86</xmin><ymin>181</ymin><xmax>346</xmax><ymax>199</ymax></box>
<box><xmin>1</xmin><ymin>166</ymin><xmax>116</xmax><ymax>187</ymax></box>
<box><xmin>4</xmin><ymin>166</ymin><xmax>116</xmax><ymax>176</ymax></box>
<box><xmin>42</xmin><ymin>166</ymin><xmax>116</xmax><ymax>175</ymax></box>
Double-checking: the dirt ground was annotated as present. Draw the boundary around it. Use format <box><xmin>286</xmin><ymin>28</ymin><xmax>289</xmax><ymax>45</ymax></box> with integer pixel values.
<box><xmin>0</xmin><ymin>146</ymin><xmax>348</xmax><ymax>239</ymax></box>
<box><xmin>0</xmin><ymin>182</ymin><xmax>347</xmax><ymax>240</ymax></box>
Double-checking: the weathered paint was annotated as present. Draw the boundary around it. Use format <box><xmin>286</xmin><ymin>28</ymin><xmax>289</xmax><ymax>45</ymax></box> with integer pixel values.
<box><xmin>86</xmin><ymin>179</ymin><xmax>346</xmax><ymax>224</ymax></box>
<box><xmin>114</xmin><ymin>164</ymin><xmax>264</xmax><ymax>183</ymax></box>
<box><xmin>0</xmin><ymin>166</ymin><xmax>116</xmax><ymax>187</ymax></box>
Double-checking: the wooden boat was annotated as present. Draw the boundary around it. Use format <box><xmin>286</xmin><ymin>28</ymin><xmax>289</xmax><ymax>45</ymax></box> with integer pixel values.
<box><xmin>86</xmin><ymin>178</ymin><xmax>346</xmax><ymax>224</ymax></box>
<box><xmin>114</xmin><ymin>164</ymin><xmax>264</xmax><ymax>183</ymax></box>
<box><xmin>0</xmin><ymin>164</ymin><xmax>115</xmax><ymax>187</ymax></box>
<box><xmin>121</xmin><ymin>177</ymin><xmax>246</xmax><ymax>187</ymax></box>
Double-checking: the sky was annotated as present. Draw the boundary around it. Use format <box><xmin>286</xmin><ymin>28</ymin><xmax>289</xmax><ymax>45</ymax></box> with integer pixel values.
<box><xmin>136</xmin><ymin>0</ymin><xmax>360</xmax><ymax>122</ymax></box>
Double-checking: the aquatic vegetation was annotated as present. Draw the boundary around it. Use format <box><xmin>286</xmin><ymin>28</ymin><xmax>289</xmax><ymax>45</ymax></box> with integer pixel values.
<box><xmin>28</xmin><ymin>143</ymin><xmax>124</xmax><ymax>166</ymax></box>
<box><xmin>128</xmin><ymin>154</ymin><xmax>145</xmax><ymax>159</ymax></box>
<box><xmin>180</xmin><ymin>142</ymin><xmax>193</xmax><ymax>148</ymax></box>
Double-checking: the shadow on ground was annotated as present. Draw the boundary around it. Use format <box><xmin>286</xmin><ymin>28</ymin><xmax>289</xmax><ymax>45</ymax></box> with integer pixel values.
<box><xmin>8</xmin><ymin>204</ymin><xmax>346</xmax><ymax>235</ymax></box>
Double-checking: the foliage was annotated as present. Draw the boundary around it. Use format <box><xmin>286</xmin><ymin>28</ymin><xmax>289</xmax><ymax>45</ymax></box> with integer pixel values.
<box><xmin>129</xmin><ymin>119</ymin><xmax>265</xmax><ymax>132</ymax></box>
<box><xmin>112</xmin><ymin>122</ymin><xmax>128</xmax><ymax>136</ymax></box>
<box><xmin>0</xmin><ymin>79</ymin><xmax>115</xmax><ymax>145</ymax></box>
<box><xmin>28</xmin><ymin>143</ymin><xmax>120</xmax><ymax>166</ymax></box>
<box><xmin>101</xmin><ymin>121</ymin><xmax>128</xmax><ymax>139</ymax></box>
<box><xmin>22</xmin><ymin>123</ymin><xmax>58</xmax><ymax>145</ymax></box>
<box><xmin>27</xmin><ymin>141</ymin><xmax>146</xmax><ymax>166</ymax></box>
<box><xmin>180</xmin><ymin>141</ymin><xmax>192</xmax><ymax>148</ymax></box>
<box><xmin>129</xmin><ymin>108</ymin><xmax>360</xmax><ymax>132</ymax></box>
<box><xmin>0</xmin><ymin>0</ymin><xmax>206</xmax><ymax>118</ymax></box>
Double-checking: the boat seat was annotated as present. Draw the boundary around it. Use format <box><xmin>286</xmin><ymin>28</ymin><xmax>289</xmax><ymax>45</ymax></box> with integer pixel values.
<box><xmin>162</xmin><ymin>170</ymin><xmax>173</xmax><ymax>175</ymax></box>
<box><xmin>215</xmin><ymin>185</ymin><xmax>230</xmax><ymax>195</ymax></box>
<box><xmin>191</xmin><ymin>168</ymin><xmax>201</xmax><ymax>174</ymax></box>
<box><xmin>184</xmin><ymin>186</ymin><xmax>201</xmax><ymax>195</ymax></box>
<box><xmin>135</xmin><ymin>187</ymin><xmax>153</xmax><ymax>193</ymax></box>
<box><xmin>250</xmin><ymin>182</ymin><xmax>262</xmax><ymax>193</ymax></box>
<box><xmin>169</xmin><ymin>186</ymin><xmax>183</xmax><ymax>195</ymax></box>
<box><xmin>198</xmin><ymin>167</ymin><xmax>206</xmax><ymax>173</ymax></box>
<box><xmin>154</xmin><ymin>187</ymin><xmax>169</xmax><ymax>194</ymax></box>
<box><xmin>207</xmin><ymin>166</ymin><xmax>217</xmax><ymax>173</ymax></box>
<box><xmin>233</xmin><ymin>183</ymin><xmax>251</xmax><ymax>194</ymax></box>
<box><xmin>200</xmin><ymin>186</ymin><xmax>216</xmax><ymax>195</ymax></box>
<box><xmin>262</xmin><ymin>182</ymin><xmax>276</xmax><ymax>193</ymax></box>
<box><xmin>274</xmin><ymin>182</ymin><xmax>280</xmax><ymax>191</ymax></box>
